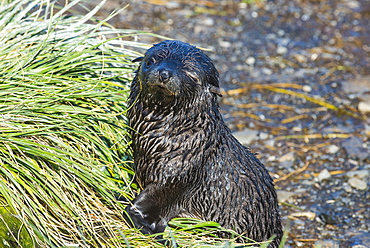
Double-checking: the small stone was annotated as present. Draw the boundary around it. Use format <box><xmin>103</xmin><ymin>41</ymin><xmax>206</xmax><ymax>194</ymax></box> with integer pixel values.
<box><xmin>314</xmin><ymin>240</ymin><xmax>340</xmax><ymax>248</ymax></box>
<box><xmin>235</xmin><ymin>65</ymin><xmax>246</xmax><ymax>71</ymax></box>
<box><xmin>292</xmin><ymin>126</ymin><xmax>302</xmax><ymax>132</ymax></box>
<box><xmin>344</xmin><ymin>183</ymin><xmax>353</xmax><ymax>193</ymax></box>
<box><xmin>267</xmin><ymin>155</ymin><xmax>276</xmax><ymax>161</ymax></box>
<box><xmin>277</xmin><ymin>29</ymin><xmax>285</xmax><ymax>36</ymax></box>
<box><xmin>259</xmin><ymin>132</ymin><xmax>269</xmax><ymax>140</ymax></box>
<box><xmin>301</xmin><ymin>179</ymin><xmax>315</xmax><ymax>186</ymax></box>
<box><xmin>276</xmin><ymin>45</ymin><xmax>288</xmax><ymax>54</ymax></box>
<box><xmin>317</xmin><ymin>169</ymin><xmax>331</xmax><ymax>181</ymax></box>
<box><xmin>278</xmin><ymin>151</ymin><xmax>295</xmax><ymax>162</ymax></box>
<box><xmin>342</xmin><ymin>75</ymin><xmax>370</xmax><ymax>94</ymax></box>
<box><xmin>251</xmin><ymin>11</ymin><xmax>258</xmax><ymax>18</ymax></box>
<box><xmin>342</xmin><ymin>137</ymin><xmax>369</xmax><ymax>160</ymax></box>
<box><xmin>266</xmin><ymin>34</ymin><xmax>277</xmax><ymax>40</ymax></box>
<box><xmin>302</xmin><ymin>85</ymin><xmax>312</xmax><ymax>92</ymax></box>
<box><xmin>201</xmin><ymin>18</ymin><xmax>214</xmax><ymax>26</ymax></box>
<box><xmin>283</xmin><ymin>67</ymin><xmax>295</xmax><ymax>75</ymax></box>
<box><xmin>262</xmin><ymin>68</ymin><xmax>272</xmax><ymax>75</ymax></box>
<box><xmin>341</xmin><ymin>197</ymin><xmax>351</xmax><ymax>204</ymax></box>
<box><xmin>279</xmin><ymin>160</ymin><xmax>294</xmax><ymax>169</ymax></box>
<box><xmin>219</xmin><ymin>40</ymin><xmax>231</xmax><ymax>48</ymax></box>
<box><xmin>292</xmin><ymin>53</ymin><xmax>308</xmax><ymax>63</ymax></box>
<box><xmin>245</xmin><ymin>56</ymin><xmax>256</xmax><ymax>66</ymax></box>
<box><xmin>348</xmin><ymin>178</ymin><xmax>367</xmax><ymax>190</ymax></box>
<box><xmin>344</xmin><ymin>0</ymin><xmax>360</xmax><ymax>9</ymax></box>
<box><xmin>346</xmin><ymin>170</ymin><xmax>369</xmax><ymax>179</ymax></box>
<box><xmin>358</xmin><ymin>101</ymin><xmax>370</xmax><ymax>113</ymax></box>
<box><xmin>326</xmin><ymin>145</ymin><xmax>339</xmax><ymax>154</ymax></box>
<box><xmin>166</xmin><ymin>1</ymin><xmax>180</xmax><ymax>8</ymax></box>
<box><xmin>265</xmin><ymin>139</ymin><xmax>275</xmax><ymax>147</ymax></box>
<box><xmin>277</xmin><ymin>190</ymin><xmax>296</xmax><ymax>202</ymax></box>
<box><xmin>233</xmin><ymin>129</ymin><xmax>259</xmax><ymax>145</ymax></box>
<box><xmin>311</xmin><ymin>53</ymin><xmax>319</xmax><ymax>61</ymax></box>
<box><xmin>365</xmin><ymin>124</ymin><xmax>370</xmax><ymax>135</ymax></box>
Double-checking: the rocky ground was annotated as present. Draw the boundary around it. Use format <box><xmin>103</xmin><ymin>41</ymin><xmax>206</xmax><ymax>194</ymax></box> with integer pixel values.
<box><xmin>73</xmin><ymin>0</ymin><xmax>369</xmax><ymax>247</ymax></box>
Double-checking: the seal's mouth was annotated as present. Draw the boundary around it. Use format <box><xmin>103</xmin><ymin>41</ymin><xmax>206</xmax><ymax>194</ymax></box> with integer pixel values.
<box><xmin>145</xmin><ymin>69</ymin><xmax>181</xmax><ymax>97</ymax></box>
<box><xmin>148</xmin><ymin>82</ymin><xmax>165</xmax><ymax>88</ymax></box>
<box><xmin>147</xmin><ymin>80</ymin><xmax>177</xmax><ymax>96</ymax></box>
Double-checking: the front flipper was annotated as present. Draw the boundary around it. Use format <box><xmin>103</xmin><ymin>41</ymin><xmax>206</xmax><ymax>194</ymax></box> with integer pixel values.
<box><xmin>125</xmin><ymin>186</ymin><xmax>168</xmax><ymax>236</ymax></box>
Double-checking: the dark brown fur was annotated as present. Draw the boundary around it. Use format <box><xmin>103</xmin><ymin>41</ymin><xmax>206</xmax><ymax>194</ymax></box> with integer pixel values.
<box><xmin>125</xmin><ymin>40</ymin><xmax>282</xmax><ymax>247</ymax></box>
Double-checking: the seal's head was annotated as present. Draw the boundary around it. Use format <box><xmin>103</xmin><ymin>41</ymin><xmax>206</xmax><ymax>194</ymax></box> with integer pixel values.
<box><xmin>132</xmin><ymin>40</ymin><xmax>221</xmax><ymax>102</ymax></box>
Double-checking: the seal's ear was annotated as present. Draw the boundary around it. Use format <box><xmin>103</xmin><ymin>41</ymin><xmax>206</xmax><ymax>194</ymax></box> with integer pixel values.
<box><xmin>132</xmin><ymin>57</ymin><xmax>143</xmax><ymax>73</ymax></box>
<box><xmin>209</xmin><ymin>85</ymin><xmax>222</xmax><ymax>97</ymax></box>
<box><xmin>132</xmin><ymin>57</ymin><xmax>143</xmax><ymax>63</ymax></box>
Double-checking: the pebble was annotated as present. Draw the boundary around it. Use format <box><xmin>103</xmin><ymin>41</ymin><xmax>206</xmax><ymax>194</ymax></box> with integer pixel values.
<box><xmin>276</xmin><ymin>37</ymin><xmax>290</xmax><ymax>46</ymax></box>
<box><xmin>277</xmin><ymin>190</ymin><xmax>296</xmax><ymax>202</ymax></box>
<box><xmin>292</xmin><ymin>53</ymin><xmax>308</xmax><ymax>63</ymax></box>
<box><xmin>278</xmin><ymin>151</ymin><xmax>295</xmax><ymax>162</ymax></box>
<box><xmin>267</xmin><ymin>155</ymin><xmax>276</xmax><ymax>161</ymax></box>
<box><xmin>276</xmin><ymin>45</ymin><xmax>288</xmax><ymax>54</ymax></box>
<box><xmin>262</xmin><ymin>67</ymin><xmax>273</xmax><ymax>75</ymax></box>
<box><xmin>341</xmin><ymin>137</ymin><xmax>369</xmax><ymax>160</ymax></box>
<box><xmin>317</xmin><ymin>169</ymin><xmax>331</xmax><ymax>181</ymax></box>
<box><xmin>233</xmin><ymin>128</ymin><xmax>259</xmax><ymax>145</ymax></box>
<box><xmin>341</xmin><ymin>197</ymin><xmax>351</xmax><ymax>204</ymax></box>
<box><xmin>343</xmin><ymin>183</ymin><xmax>353</xmax><ymax>193</ymax></box>
<box><xmin>348</xmin><ymin>178</ymin><xmax>367</xmax><ymax>190</ymax></box>
<box><xmin>265</xmin><ymin>139</ymin><xmax>275</xmax><ymax>147</ymax></box>
<box><xmin>201</xmin><ymin>18</ymin><xmax>215</xmax><ymax>26</ymax></box>
<box><xmin>358</xmin><ymin>101</ymin><xmax>370</xmax><ymax>113</ymax></box>
<box><xmin>302</xmin><ymin>85</ymin><xmax>312</xmax><ymax>92</ymax></box>
<box><xmin>279</xmin><ymin>160</ymin><xmax>294</xmax><ymax>169</ymax></box>
<box><xmin>219</xmin><ymin>40</ymin><xmax>231</xmax><ymax>48</ymax></box>
<box><xmin>344</xmin><ymin>0</ymin><xmax>360</xmax><ymax>9</ymax></box>
<box><xmin>346</xmin><ymin>170</ymin><xmax>369</xmax><ymax>179</ymax></box>
<box><xmin>292</xmin><ymin>126</ymin><xmax>302</xmax><ymax>132</ymax></box>
<box><xmin>245</xmin><ymin>56</ymin><xmax>256</xmax><ymax>65</ymax></box>
<box><xmin>283</xmin><ymin>67</ymin><xmax>295</xmax><ymax>75</ymax></box>
<box><xmin>277</xmin><ymin>29</ymin><xmax>285</xmax><ymax>36</ymax></box>
<box><xmin>342</xmin><ymin>75</ymin><xmax>370</xmax><ymax>94</ymax></box>
<box><xmin>365</xmin><ymin>124</ymin><xmax>370</xmax><ymax>135</ymax></box>
<box><xmin>251</xmin><ymin>11</ymin><xmax>258</xmax><ymax>18</ymax></box>
<box><xmin>311</xmin><ymin>53</ymin><xmax>319</xmax><ymax>61</ymax></box>
<box><xmin>314</xmin><ymin>240</ymin><xmax>340</xmax><ymax>248</ymax></box>
<box><xmin>166</xmin><ymin>1</ymin><xmax>180</xmax><ymax>9</ymax></box>
<box><xmin>326</xmin><ymin>145</ymin><xmax>339</xmax><ymax>154</ymax></box>
<box><xmin>301</xmin><ymin>179</ymin><xmax>315</xmax><ymax>186</ymax></box>
<box><xmin>259</xmin><ymin>132</ymin><xmax>269</xmax><ymax>140</ymax></box>
<box><xmin>295</xmin><ymin>68</ymin><xmax>317</xmax><ymax>77</ymax></box>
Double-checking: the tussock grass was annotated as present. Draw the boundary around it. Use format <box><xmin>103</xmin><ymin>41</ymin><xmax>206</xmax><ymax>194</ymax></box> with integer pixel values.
<box><xmin>0</xmin><ymin>0</ymin><xmax>145</xmax><ymax>246</ymax></box>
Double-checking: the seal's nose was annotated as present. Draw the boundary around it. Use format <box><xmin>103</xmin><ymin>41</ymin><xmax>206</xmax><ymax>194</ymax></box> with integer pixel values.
<box><xmin>159</xmin><ymin>68</ymin><xmax>172</xmax><ymax>82</ymax></box>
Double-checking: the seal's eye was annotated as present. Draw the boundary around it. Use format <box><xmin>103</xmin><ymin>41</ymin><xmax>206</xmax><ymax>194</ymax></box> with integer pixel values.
<box><xmin>146</xmin><ymin>57</ymin><xmax>156</xmax><ymax>67</ymax></box>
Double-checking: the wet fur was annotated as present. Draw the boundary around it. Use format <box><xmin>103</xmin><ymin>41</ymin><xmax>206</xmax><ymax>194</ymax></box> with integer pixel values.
<box><xmin>126</xmin><ymin>40</ymin><xmax>282</xmax><ymax>247</ymax></box>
